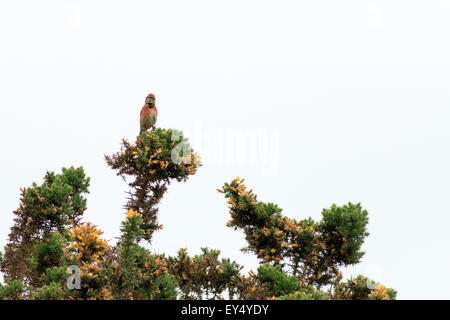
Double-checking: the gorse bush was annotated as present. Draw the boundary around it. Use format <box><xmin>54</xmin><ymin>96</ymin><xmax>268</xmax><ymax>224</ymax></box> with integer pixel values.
<box><xmin>105</xmin><ymin>128</ymin><xmax>201</xmax><ymax>243</ymax></box>
<box><xmin>1</xmin><ymin>166</ymin><xmax>90</xmax><ymax>289</ymax></box>
<box><xmin>0</xmin><ymin>128</ymin><xmax>396</xmax><ymax>300</ymax></box>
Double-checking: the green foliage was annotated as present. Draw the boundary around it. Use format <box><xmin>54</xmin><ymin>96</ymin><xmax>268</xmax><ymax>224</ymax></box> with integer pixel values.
<box><xmin>167</xmin><ymin>247</ymin><xmax>243</xmax><ymax>300</ymax></box>
<box><xmin>41</xmin><ymin>266</ymin><xmax>68</xmax><ymax>285</ymax></box>
<box><xmin>334</xmin><ymin>275</ymin><xmax>372</xmax><ymax>300</ymax></box>
<box><xmin>1</xmin><ymin>166</ymin><xmax>89</xmax><ymax>285</ymax></box>
<box><xmin>369</xmin><ymin>286</ymin><xmax>397</xmax><ymax>300</ymax></box>
<box><xmin>113</xmin><ymin>209</ymin><xmax>147</xmax><ymax>299</ymax></box>
<box><xmin>0</xmin><ymin>279</ymin><xmax>27</xmax><ymax>300</ymax></box>
<box><xmin>33</xmin><ymin>281</ymin><xmax>68</xmax><ymax>300</ymax></box>
<box><xmin>18</xmin><ymin>166</ymin><xmax>89</xmax><ymax>233</ymax></box>
<box><xmin>31</xmin><ymin>232</ymin><xmax>67</xmax><ymax>279</ymax></box>
<box><xmin>319</xmin><ymin>203</ymin><xmax>369</xmax><ymax>265</ymax></box>
<box><xmin>0</xmin><ymin>125</ymin><xmax>396</xmax><ymax>300</ymax></box>
<box><xmin>33</xmin><ymin>266</ymin><xmax>75</xmax><ymax>300</ymax></box>
<box><xmin>105</xmin><ymin>129</ymin><xmax>201</xmax><ymax>242</ymax></box>
<box><xmin>108</xmin><ymin>209</ymin><xmax>176</xmax><ymax>300</ymax></box>
<box><xmin>278</xmin><ymin>286</ymin><xmax>330</xmax><ymax>300</ymax></box>
<box><xmin>151</xmin><ymin>274</ymin><xmax>178</xmax><ymax>300</ymax></box>
<box><xmin>220</xmin><ymin>177</ymin><xmax>394</xmax><ymax>298</ymax></box>
<box><xmin>333</xmin><ymin>275</ymin><xmax>397</xmax><ymax>300</ymax></box>
<box><xmin>256</xmin><ymin>264</ymin><xmax>300</xmax><ymax>297</ymax></box>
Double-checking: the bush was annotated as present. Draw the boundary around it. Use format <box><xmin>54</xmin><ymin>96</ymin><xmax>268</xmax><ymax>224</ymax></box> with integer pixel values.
<box><xmin>0</xmin><ymin>128</ymin><xmax>396</xmax><ymax>300</ymax></box>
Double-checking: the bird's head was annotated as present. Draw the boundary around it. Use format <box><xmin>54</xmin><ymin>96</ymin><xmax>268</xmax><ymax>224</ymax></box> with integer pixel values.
<box><xmin>145</xmin><ymin>93</ymin><xmax>156</xmax><ymax>107</ymax></box>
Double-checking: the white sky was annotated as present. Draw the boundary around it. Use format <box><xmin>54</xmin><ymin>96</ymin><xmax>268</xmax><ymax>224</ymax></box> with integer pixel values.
<box><xmin>1</xmin><ymin>0</ymin><xmax>450</xmax><ymax>299</ymax></box>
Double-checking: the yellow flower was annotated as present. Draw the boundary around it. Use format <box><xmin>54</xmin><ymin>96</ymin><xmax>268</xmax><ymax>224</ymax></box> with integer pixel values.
<box><xmin>132</xmin><ymin>151</ymin><xmax>138</xmax><ymax>155</ymax></box>
<box><xmin>145</xmin><ymin>147</ymin><xmax>150</xmax><ymax>151</ymax></box>
<box><xmin>160</xmin><ymin>161</ymin><xmax>169</xmax><ymax>169</ymax></box>
<box><xmin>126</xmin><ymin>208</ymin><xmax>140</xmax><ymax>218</ymax></box>
<box><xmin>236</xmin><ymin>176</ymin><xmax>240</xmax><ymax>182</ymax></box>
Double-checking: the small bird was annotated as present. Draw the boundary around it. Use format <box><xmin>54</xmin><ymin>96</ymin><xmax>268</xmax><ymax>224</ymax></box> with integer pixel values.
<box><xmin>140</xmin><ymin>93</ymin><xmax>158</xmax><ymax>134</ymax></box>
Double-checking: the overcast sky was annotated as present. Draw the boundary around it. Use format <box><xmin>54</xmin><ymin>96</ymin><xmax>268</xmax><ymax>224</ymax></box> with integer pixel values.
<box><xmin>1</xmin><ymin>0</ymin><xmax>450</xmax><ymax>299</ymax></box>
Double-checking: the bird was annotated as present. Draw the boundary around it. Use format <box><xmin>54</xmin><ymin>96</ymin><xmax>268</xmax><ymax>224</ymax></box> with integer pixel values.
<box><xmin>140</xmin><ymin>93</ymin><xmax>158</xmax><ymax>134</ymax></box>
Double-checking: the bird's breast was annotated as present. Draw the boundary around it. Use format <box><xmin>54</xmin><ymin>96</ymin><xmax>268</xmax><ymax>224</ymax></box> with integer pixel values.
<box><xmin>141</xmin><ymin>106</ymin><xmax>156</xmax><ymax>117</ymax></box>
